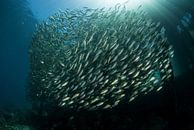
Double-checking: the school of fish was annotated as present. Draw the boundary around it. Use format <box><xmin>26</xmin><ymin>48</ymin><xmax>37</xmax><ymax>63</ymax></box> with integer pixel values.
<box><xmin>28</xmin><ymin>5</ymin><xmax>174</xmax><ymax>111</ymax></box>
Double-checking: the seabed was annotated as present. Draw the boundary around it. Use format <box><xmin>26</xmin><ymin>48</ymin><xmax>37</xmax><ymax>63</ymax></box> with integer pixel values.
<box><xmin>0</xmin><ymin>69</ymin><xmax>194</xmax><ymax>130</ymax></box>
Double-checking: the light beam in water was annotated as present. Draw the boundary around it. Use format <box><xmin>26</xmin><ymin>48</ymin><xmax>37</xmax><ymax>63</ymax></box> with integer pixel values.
<box><xmin>88</xmin><ymin>0</ymin><xmax>155</xmax><ymax>9</ymax></box>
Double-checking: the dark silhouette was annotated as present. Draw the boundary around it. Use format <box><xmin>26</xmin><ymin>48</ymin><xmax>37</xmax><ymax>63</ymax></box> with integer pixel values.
<box><xmin>0</xmin><ymin>0</ymin><xmax>37</xmax><ymax>108</ymax></box>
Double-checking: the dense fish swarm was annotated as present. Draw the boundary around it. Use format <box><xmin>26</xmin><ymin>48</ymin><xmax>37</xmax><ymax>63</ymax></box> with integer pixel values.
<box><xmin>28</xmin><ymin>5</ymin><xmax>174</xmax><ymax>111</ymax></box>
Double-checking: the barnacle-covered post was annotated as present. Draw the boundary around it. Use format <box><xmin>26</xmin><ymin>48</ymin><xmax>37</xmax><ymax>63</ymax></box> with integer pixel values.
<box><xmin>28</xmin><ymin>6</ymin><xmax>174</xmax><ymax>111</ymax></box>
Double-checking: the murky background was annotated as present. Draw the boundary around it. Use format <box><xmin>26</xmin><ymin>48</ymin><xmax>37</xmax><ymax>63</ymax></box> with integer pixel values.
<box><xmin>0</xmin><ymin>0</ymin><xmax>194</xmax><ymax>129</ymax></box>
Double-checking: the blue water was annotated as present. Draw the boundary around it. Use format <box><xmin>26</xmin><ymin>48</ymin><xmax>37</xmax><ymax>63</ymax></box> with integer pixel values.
<box><xmin>0</xmin><ymin>0</ymin><xmax>194</xmax><ymax>129</ymax></box>
<box><xmin>0</xmin><ymin>0</ymin><xmax>194</xmax><ymax>115</ymax></box>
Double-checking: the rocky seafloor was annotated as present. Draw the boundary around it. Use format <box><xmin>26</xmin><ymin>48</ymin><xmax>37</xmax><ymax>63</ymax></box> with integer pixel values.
<box><xmin>0</xmin><ymin>69</ymin><xmax>194</xmax><ymax>130</ymax></box>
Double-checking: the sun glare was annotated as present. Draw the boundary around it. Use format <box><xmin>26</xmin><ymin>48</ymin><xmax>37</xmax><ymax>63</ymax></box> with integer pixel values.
<box><xmin>93</xmin><ymin>0</ymin><xmax>153</xmax><ymax>9</ymax></box>
<box><xmin>102</xmin><ymin>0</ymin><xmax>128</xmax><ymax>7</ymax></box>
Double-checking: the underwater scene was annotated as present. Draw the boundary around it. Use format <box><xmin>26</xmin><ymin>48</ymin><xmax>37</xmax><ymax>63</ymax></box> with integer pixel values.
<box><xmin>0</xmin><ymin>0</ymin><xmax>194</xmax><ymax>129</ymax></box>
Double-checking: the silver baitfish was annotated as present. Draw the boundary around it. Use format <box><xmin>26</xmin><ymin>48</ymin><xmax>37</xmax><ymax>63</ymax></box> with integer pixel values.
<box><xmin>28</xmin><ymin>5</ymin><xmax>174</xmax><ymax>111</ymax></box>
